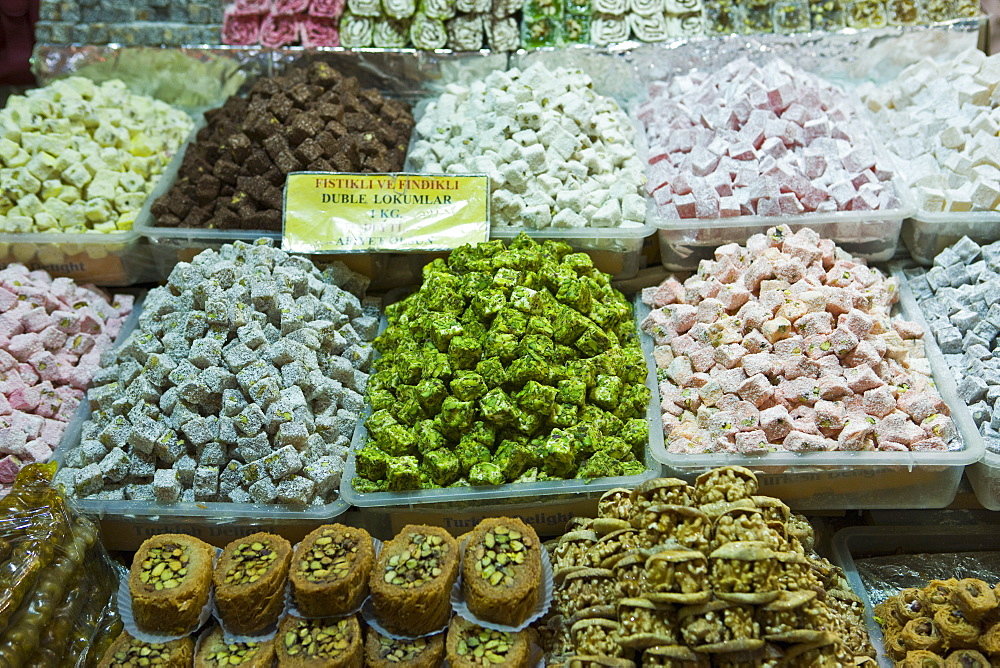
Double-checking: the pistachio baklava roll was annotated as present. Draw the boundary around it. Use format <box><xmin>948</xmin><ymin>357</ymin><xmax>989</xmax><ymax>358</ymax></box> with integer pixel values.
<box><xmin>900</xmin><ymin>617</ymin><xmax>943</xmax><ymax>653</ymax></box>
<box><xmin>461</xmin><ymin>517</ymin><xmax>542</xmax><ymax>627</ymax></box>
<box><xmin>98</xmin><ymin>632</ymin><xmax>194</xmax><ymax>668</ymax></box>
<box><xmin>290</xmin><ymin>524</ymin><xmax>375</xmax><ymax>618</ymax></box>
<box><xmin>933</xmin><ymin>605</ymin><xmax>980</xmax><ymax>648</ymax></box>
<box><xmin>277</xmin><ymin>614</ymin><xmax>363</xmax><ymax>668</ymax></box>
<box><xmin>195</xmin><ymin>625</ymin><xmax>275</xmax><ymax>668</ymax></box>
<box><xmin>364</xmin><ymin>627</ymin><xmax>445</xmax><ymax>668</ymax></box>
<box><xmin>953</xmin><ymin>578</ymin><xmax>997</xmax><ymax>620</ymax></box>
<box><xmin>214</xmin><ymin>532</ymin><xmax>292</xmax><ymax>636</ymax></box>
<box><xmin>128</xmin><ymin>534</ymin><xmax>214</xmax><ymax>636</ymax></box>
<box><xmin>445</xmin><ymin>616</ymin><xmax>530</xmax><ymax>668</ymax></box>
<box><xmin>370</xmin><ymin>524</ymin><xmax>459</xmax><ymax>637</ymax></box>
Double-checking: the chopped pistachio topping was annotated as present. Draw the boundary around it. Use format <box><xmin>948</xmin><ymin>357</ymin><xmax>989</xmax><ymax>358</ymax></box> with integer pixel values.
<box><xmin>298</xmin><ymin>530</ymin><xmax>358</xmax><ymax>583</ymax></box>
<box><xmin>203</xmin><ymin>639</ymin><xmax>261</xmax><ymax>666</ymax></box>
<box><xmin>456</xmin><ymin>626</ymin><xmax>514</xmax><ymax>665</ymax></box>
<box><xmin>377</xmin><ymin>634</ymin><xmax>430</xmax><ymax>662</ymax></box>
<box><xmin>110</xmin><ymin>639</ymin><xmax>174</xmax><ymax>667</ymax></box>
<box><xmin>225</xmin><ymin>541</ymin><xmax>278</xmax><ymax>585</ymax></box>
<box><xmin>138</xmin><ymin>544</ymin><xmax>189</xmax><ymax>591</ymax></box>
<box><xmin>284</xmin><ymin>618</ymin><xmax>352</xmax><ymax>657</ymax></box>
<box><xmin>383</xmin><ymin>532</ymin><xmax>448</xmax><ymax>589</ymax></box>
<box><xmin>475</xmin><ymin>525</ymin><xmax>530</xmax><ymax>587</ymax></box>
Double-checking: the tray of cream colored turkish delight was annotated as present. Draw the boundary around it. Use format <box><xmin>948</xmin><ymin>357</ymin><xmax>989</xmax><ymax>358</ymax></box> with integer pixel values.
<box><xmin>341</xmin><ymin>271</ymin><xmax>665</xmax><ymax>508</ymax></box>
<box><xmin>640</xmin><ymin>226</ymin><xmax>982</xmax><ymax>510</ymax></box>
<box><xmin>831</xmin><ymin>524</ymin><xmax>1000</xmax><ymax>667</ymax></box>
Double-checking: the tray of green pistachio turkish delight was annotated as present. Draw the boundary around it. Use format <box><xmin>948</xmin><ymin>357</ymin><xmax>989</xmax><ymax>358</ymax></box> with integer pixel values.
<box><xmin>341</xmin><ymin>233</ymin><xmax>663</xmax><ymax>507</ymax></box>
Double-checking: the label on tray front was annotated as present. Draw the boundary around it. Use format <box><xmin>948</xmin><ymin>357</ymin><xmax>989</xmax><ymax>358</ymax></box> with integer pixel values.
<box><xmin>283</xmin><ymin>172</ymin><xmax>489</xmax><ymax>253</ymax></box>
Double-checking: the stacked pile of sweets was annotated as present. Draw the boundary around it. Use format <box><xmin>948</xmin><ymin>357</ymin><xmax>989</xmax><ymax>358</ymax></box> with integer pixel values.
<box><xmin>337</xmin><ymin>0</ymin><xmax>521</xmax><ymax>49</ymax></box>
<box><xmin>875</xmin><ymin>577</ymin><xmax>1000</xmax><ymax>664</ymax></box>
<box><xmin>35</xmin><ymin>0</ymin><xmax>222</xmax><ymax>45</ymax></box>
<box><xmin>0</xmin><ymin>264</ymin><xmax>134</xmax><ymax>497</ymax></box>
<box><xmin>150</xmin><ymin>62</ymin><xmax>412</xmax><ymax>233</ymax></box>
<box><xmin>588</xmin><ymin>0</ymin><xmax>702</xmax><ymax>45</ymax></box>
<box><xmin>539</xmin><ymin>467</ymin><xmax>876</xmax><ymax>666</ymax></box>
<box><xmin>519</xmin><ymin>0</ymin><xmax>593</xmax><ymax>47</ymax></box>
<box><xmin>409</xmin><ymin>64</ymin><xmax>647</xmax><ymax>233</ymax></box>
<box><xmin>352</xmin><ymin>233</ymin><xmax>650</xmax><ymax>492</ymax></box>
<box><xmin>0</xmin><ymin>77</ymin><xmax>193</xmax><ymax>234</ymax></box>
<box><xmin>100</xmin><ymin>520</ymin><xmax>545</xmax><ymax>667</ymax></box>
<box><xmin>908</xmin><ymin>236</ymin><xmax>1000</xmax><ymax>454</ymax></box>
<box><xmin>641</xmin><ymin>225</ymin><xmax>956</xmax><ymax>455</ymax></box>
<box><xmin>222</xmin><ymin>0</ymin><xmax>342</xmax><ymax>47</ymax></box>
<box><xmin>859</xmin><ymin>48</ymin><xmax>1000</xmax><ymax>215</ymax></box>
<box><xmin>639</xmin><ymin>58</ymin><xmax>901</xmax><ymax>225</ymax></box>
<box><xmin>1</xmin><ymin>463</ymin><xmax>122</xmax><ymax>667</ymax></box>
<box><xmin>54</xmin><ymin>239</ymin><xmax>378</xmax><ymax>506</ymax></box>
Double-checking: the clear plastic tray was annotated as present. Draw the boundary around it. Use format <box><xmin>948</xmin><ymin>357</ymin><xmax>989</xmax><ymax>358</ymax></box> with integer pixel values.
<box><xmin>340</xmin><ymin>295</ymin><xmax>665</xmax><ymax>508</ymax></box>
<box><xmin>901</xmin><ymin>210</ymin><xmax>1000</xmax><ymax>266</ymax></box>
<box><xmin>643</xmin><ymin>265</ymin><xmax>984</xmax><ymax>510</ymax></box>
<box><xmin>893</xmin><ymin>264</ymin><xmax>999</xmax><ymax>511</ymax></box>
<box><xmin>653</xmin><ymin>177</ymin><xmax>914</xmax><ymax>271</ymax></box>
<box><xmin>50</xmin><ymin>299</ymin><xmax>351</xmax><ymax>522</ymax></box>
<box><xmin>830</xmin><ymin>524</ymin><xmax>1000</xmax><ymax>668</ymax></box>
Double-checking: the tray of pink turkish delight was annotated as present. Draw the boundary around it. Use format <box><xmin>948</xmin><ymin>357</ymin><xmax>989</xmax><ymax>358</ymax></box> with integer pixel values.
<box><xmin>637</xmin><ymin>56</ymin><xmax>914</xmax><ymax>271</ymax></box>
<box><xmin>638</xmin><ymin>224</ymin><xmax>982</xmax><ymax>510</ymax></box>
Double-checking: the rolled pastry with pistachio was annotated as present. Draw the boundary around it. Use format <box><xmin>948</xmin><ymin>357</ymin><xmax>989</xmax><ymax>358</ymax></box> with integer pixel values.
<box><xmin>373</xmin><ymin>17</ymin><xmax>412</xmax><ymax>46</ymax></box>
<box><xmin>485</xmin><ymin>16</ymin><xmax>518</xmax><ymax>50</ymax></box>
<box><xmin>628</xmin><ymin>13</ymin><xmax>670</xmax><ymax>42</ymax></box>
<box><xmin>348</xmin><ymin>0</ymin><xmax>382</xmax><ymax>16</ymax></box>
<box><xmin>340</xmin><ymin>11</ymin><xmax>376</xmax><ymax>45</ymax></box>
<box><xmin>590</xmin><ymin>15</ymin><xmax>631</xmax><ymax>47</ymax></box>
<box><xmin>276</xmin><ymin>614</ymin><xmax>364</xmax><ymax>667</ymax></box>
<box><xmin>410</xmin><ymin>12</ymin><xmax>448</xmax><ymax>48</ymax></box>
<box><xmin>383</xmin><ymin>0</ymin><xmax>417</xmax><ymax>18</ymax></box>
<box><xmin>420</xmin><ymin>0</ymin><xmax>457</xmax><ymax>19</ymax></box>
<box><xmin>446</xmin><ymin>13</ymin><xmax>484</xmax><ymax>48</ymax></box>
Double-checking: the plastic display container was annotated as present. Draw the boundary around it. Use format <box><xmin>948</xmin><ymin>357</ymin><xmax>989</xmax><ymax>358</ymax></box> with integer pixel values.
<box><xmin>50</xmin><ymin>299</ymin><xmax>351</xmax><ymax>525</ymax></box>
<box><xmin>643</xmin><ymin>267</ymin><xmax>984</xmax><ymax>510</ymax></box>
<box><xmin>892</xmin><ymin>264</ymin><xmax>999</xmax><ymax>511</ymax></box>
<box><xmin>0</xmin><ymin>228</ymin><xmax>155</xmax><ymax>287</ymax></box>
<box><xmin>830</xmin><ymin>524</ymin><xmax>1000</xmax><ymax>667</ymax></box>
<box><xmin>901</xmin><ymin>210</ymin><xmax>1000</xmax><ymax>266</ymax></box>
<box><xmin>340</xmin><ymin>296</ymin><xmax>665</xmax><ymax>509</ymax></box>
<box><xmin>653</xmin><ymin>177</ymin><xmax>913</xmax><ymax>271</ymax></box>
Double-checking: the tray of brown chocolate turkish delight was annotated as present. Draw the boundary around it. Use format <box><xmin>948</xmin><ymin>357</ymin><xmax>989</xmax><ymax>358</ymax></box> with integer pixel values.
<box><xmin>639</xmin><ymin>224</ymin><xmax>982</xmax><ymax>510</ymax></box>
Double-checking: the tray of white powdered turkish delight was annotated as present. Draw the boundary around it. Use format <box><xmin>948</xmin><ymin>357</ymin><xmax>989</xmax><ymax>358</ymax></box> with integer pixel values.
<box><xmin>637</xmin><ymin>224</ymin><xmax>982</xmax><ymax>510</ymax></box>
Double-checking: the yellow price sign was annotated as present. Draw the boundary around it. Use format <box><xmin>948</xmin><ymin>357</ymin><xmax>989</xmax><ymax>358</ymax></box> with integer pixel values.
<box><xmin>282</xmin><ymin>172</ymin><xmax>489</xmax><ymax>253</ymax></box>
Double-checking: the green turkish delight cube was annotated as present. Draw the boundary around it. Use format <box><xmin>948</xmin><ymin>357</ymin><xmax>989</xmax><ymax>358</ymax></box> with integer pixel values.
<box><xmin>513</xmin><ymin>406</ymin><xmax>544</xmax><ymax>435</ymax></box>
<box><xmin>517</xmin><ymin>333</ymin><xmax>555</xmax><ymax>362</ymax></box>
<box><xmin>484</xmin><ymin>331</ymin><xmax>519</xmax><ymax>361</ymax></box>
<box><xmin>620</xmin><ymin>418</ymin><xmax>649</xmax><ymax>447</ymax></box>
<box><xmin>616</xmin><ymin>384</ymin><xmax>651</xmax><ymax>419</ymax></box>
<box><xmin>507</xmin><ymin>357</ymin><xmax>550</xmax><ymax>386</ymax></box>
<box><xmin>355</xmin><ymin>443</ymin><xmax>390</xmax><ymax>480</ymax></box>
<box><xmin>527</xmin><ymin>316</ymin><xmax>555</xmax><ymax>339</ymax></box>
<box><xmin>440</xmin><ymin>396</ymin><xmax>474</xmax><ymax>431</ymax></box>
<box><xmin>429</xmin><ymin>315</ymin><xmax>464</xmax><ymax>352</ymax></box>
<box><xmin>591</xmin><ymin>374</ymin><xmax>623</xmax><ymax>409</ymax></box>
<box><xmin>480</xmin><ymin>387</ymin><xmax>516</xmax><ymax>425</ymax></box>
<box><xmin>469</xmin><ymin>462</ymin><xmax>506</xmax><ymax>486</ymax></box>
<box><xmin>423</xmin><ymin>277</ymin><xmax>464</xmax><ymax>314</ymax></box>
<box><xmin>556</xmin><ymin>278</ymin><xmax>592</xmax><ymax>313</ymax></box>
<box><xmin>459</xmin><ymin>271</ymin><xmax>493</xmax><ymax>298</ymax></box>
<box><xmin>514</xmin><ymin>380</ymin><xmax>558</xmax><ymax>414</ymax></box>
<box><xmin>451</xmin><ymin>372</ymin><xmax>488</xmax><ymax>401</ymax></box>
<box><xmin>457</xmin><ymin>440</ymin><xmax>491</xmax><ymax>474</ymax></box>
<box><xmin>599</xmin><ymin>436</ymin><xmax>630</xmax><ymax>460</ymax></box>
<box><xmin>554</xmin><ymin>307</ymin><xmax>588</xmax><ymax>345</ymax></box>
<box><xmin>576</xmin><ymin>450</ymin><xmax>621</xmax><ymax>479</ymax></box>
<box><xmin>619</xmin><ymin>347</ymin><xmax>647</xmax><ymax>384</ymax></box>
<box><xmin>368</xmin><ymin>388</ymin><xmax>395</xmax><ymax>412</ymax></box>
<box><xmin>565</xmin><ymin>422</ymin><xmax>601</xmax><ymax>458</ymax></box>
<box><xmin>576</xmin><ymin>326</ymin><xmax>611</xmax><ymax>357</ymax></box>
<box><xmin>365</xmin><ymin>409</ymin><xmax>398</xmax><ymax>440</ymax></box>
<box><xmin>416</xmin><ymin>377</ymin><xmax>448</xmax><ymax>412</ymax></box>
<box><xmin>458</xmin><ymin>313</ymin><xmax>487</xmax><ymax>340</ymax></box>
<box><xmin>377</xmin><ymin>424</ymin><xmax>417</xmax><ymax>456</ymax></box>
<box><xmin>386</xmin><ymin>455</ymin><xmax>421</xmax><ymax>491</ymax></box>
<box><xmin>492</xmin><ymin>308</ymin><xmax>527</xmax><ymax>336</ymax></box>
<box><xmin>509</xmin><ymin>285</ymin><xmax>540</xmax><ymax>313</ymax></box>
<box><xmin>590</xmin><ymin>300</ymin><xmax>629</xmax><ymax>329</ymax></box>
<box><xmin>414</xmin><ymin>419</ymin><xmax>448</xmax><ymax>454</ymax></box>
<box><xmin>476</xmin><ymin>357</ymin><xmax>506</xmax><ymax>387</ymax></box>
<box><xmin>352</xmin><ymin>477</ymin><xmax>389</xmax><ymax>493</ymax></box>
<box><xmin>556</xmin><ymin>379</ymin><xmax>587</xmax><ymax>405</ymax></box>
<box><xmin>542</xmin><ymin>429</ymin><xmax>576</xmax><ymax>477</ymax></box>
<box><xmin>449</xmin><ymin>336</ymin><xmax>482</xmax><ymax>369</ymax></box>
<box><xmin>493</xmin><ymin>439</ymin><xmax>533</xmax><ymax>480</ymax></box>
<box><xmin>492</xmin><ymin>267</ymin><xmax>522</xmax><ymax>293</ymax></box>
<box><xmin>424</xmin><ymin>352</ymin><xmax>453</xmax><ymax>381</ymax></box>
<box><xmin>463</xmin><ymin>421</ymin><xmax>496</xmax><ymax>448</ymax></box>
<box><xmin>566</xmin><ymin>359</ymin><xmax>597</xmax><ymax>388</ymax></box>
<box><xmin>396</xmin><ymin>353</ymin><xmax>423</xmax><ymax>384</ymax></box>
<box><xmin>472</xmin><ymin>290</ymin><xmax>507</xmax><ymax>318</ymax></box>
<box><xmin>551</xmin><ymin>344</ymin><xmax>576</xmax><ymax>364</ymax></box>
<box><xmin>550</xmin><ymin>403</ymin><xmax>579</xmax><ymax>427</ymax></box>
<box><xmin>422</xmin><ymin>448</ymin><xmax>461</xmax><ymax>486</ymax></box>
